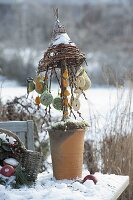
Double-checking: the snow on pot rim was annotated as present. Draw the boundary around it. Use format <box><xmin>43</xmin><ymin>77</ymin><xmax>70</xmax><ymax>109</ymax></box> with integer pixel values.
<box><xmin>47</xmin><ymin>118</ymin><xmax>89</xmax><ymax>131</ymax></box>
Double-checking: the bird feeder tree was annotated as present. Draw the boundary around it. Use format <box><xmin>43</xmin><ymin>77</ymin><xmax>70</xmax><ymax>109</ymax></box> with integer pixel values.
<box><xmin>27</xmin><ymin>9</ymin><xmax>91</xmax><ymax>180</ymax></box>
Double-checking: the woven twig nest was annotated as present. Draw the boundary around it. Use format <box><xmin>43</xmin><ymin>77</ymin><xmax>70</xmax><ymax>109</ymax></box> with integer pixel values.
<box><xmin>38</xmin><ymin>44</ymin><xmax>85</xmax><ymax>73</ymax></box>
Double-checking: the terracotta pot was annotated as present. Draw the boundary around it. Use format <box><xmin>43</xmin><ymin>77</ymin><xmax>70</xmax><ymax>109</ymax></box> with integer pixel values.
<box><xmin>48</xmin><ymin>128</ymin><xmax>85</xmax><ymax>180</ymax></box>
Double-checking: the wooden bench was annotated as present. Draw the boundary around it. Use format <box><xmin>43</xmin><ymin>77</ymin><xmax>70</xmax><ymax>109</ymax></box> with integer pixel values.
<box><xmin>0</xmin><ymin>120</ymin><xmax>35</xmax><ymax>151</ymax></box>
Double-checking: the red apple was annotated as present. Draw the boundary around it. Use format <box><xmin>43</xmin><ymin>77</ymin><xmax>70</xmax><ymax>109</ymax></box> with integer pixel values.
<box><xmin>82</xmin><ymin>174</ymin><xmax>97</xmax><ymax>184</ymax></box>
<box><xmin>1</xmin><ymin>165</ymin><xmax>15</xmax><ymax>177</ymax></box>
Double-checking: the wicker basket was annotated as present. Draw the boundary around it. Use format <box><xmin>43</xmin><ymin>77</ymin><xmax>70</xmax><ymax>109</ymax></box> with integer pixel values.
<box><xmin>0</xmin><ymin>128</ymin><xmax>42</xmax><ymax>182</ymax></box>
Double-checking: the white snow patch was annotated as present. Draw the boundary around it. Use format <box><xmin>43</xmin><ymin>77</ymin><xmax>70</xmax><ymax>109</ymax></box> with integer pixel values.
<box><xmin>0</xmin><ymin>171</ymin><xmax>129</xmax><ymax>200</ymax></box>
<box><xmin>51</xmin><ymin>33</ymin><xmax>75</xmax><ymax>46</ymax></box>
<box><xmin>0</xmin><ymin>133</ymin><xmax>16</xmax><ymax>144</ymax></box>
<box><xmin>4</xmin><ymin>158</ymin><xmax>19</xmax><ymax>167</ymax></box>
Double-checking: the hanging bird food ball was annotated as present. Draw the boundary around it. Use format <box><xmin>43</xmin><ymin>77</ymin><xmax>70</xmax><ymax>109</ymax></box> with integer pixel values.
<box><xmin>53</xmin><ymin>97</ymin><xmax>63</xmax><ymax>110</ymax></box>
<box><xmin>63</xmin><ymin>70</ymin><xmax>69</xmax><ymax>79</ymax></box>
<box><xmin>1</xmin><ymin>165</ymin><xmax>15</xmax><ymax>177</ymax></box>
<box><xmin>35</xmin><ymin>81</ymin><xmax>45</xmax><ymax>94</ymax></box>
<box><xmin>72</xmin><ymin>98</ymin><xmax>80</xmax><ymax>111</ymax></box>
<box><xmin>64</xmin><ymin>89</ymin><xmax>70</xmax><ymax>96</ymax></box>
<box><xmin>40</xmin><ymin>91</ymin><xmax>53</xmax><ymax>107</ymax></box>
<box><xmin>76</xmin><ymin>76</ymin><xmax>85</xmax><ymax>88</ymax></box>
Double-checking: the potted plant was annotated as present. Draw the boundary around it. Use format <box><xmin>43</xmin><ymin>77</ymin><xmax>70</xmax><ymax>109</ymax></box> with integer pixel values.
<box><xmin>27</xmin><ymin>9</ymin><xmax>91</xmax><ymax>180</ymax></box>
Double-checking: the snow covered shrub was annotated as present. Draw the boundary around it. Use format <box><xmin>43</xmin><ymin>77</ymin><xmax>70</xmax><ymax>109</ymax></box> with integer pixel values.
<box><xmin>0</xmin><ymin>51</ymin><xmax>35</xmax><ymax>86</ymax></box>
<box><xmin>0</xmin><ymin>96</ymin><xmax>49</xmax><ymax>171</ymax></box>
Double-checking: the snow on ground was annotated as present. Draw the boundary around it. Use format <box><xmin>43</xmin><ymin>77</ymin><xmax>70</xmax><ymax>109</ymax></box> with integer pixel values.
<box><xmin>0</xmin><ymin>81</ymin><xmax>123</xmax><ymax>116</ymax></box>
<box><xmin>0</xmin><ymin>86</ymin><xmax>26</xmax><ymax>102</ymax></box>
<box><xmin>0</xmin><ymin>76</ymin><xmax>19</xmax><ymax>88</ymax></box>
<box><xmin>0</xmin><ymin>171</ymin><xmax>129</xmax><ymax>200</ymax></box>
<box><xmin>1</xmin><ymin>81</ymin><xmax>133</xmax><ymax>129</ymax></box>
<box><xmin>0</xmin><ymin>78</ymin><xmax>26</xmax><ymax>102</ymax></box>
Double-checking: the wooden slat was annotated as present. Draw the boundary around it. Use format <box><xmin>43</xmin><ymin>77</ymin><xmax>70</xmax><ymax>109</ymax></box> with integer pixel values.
<box><xmin>0</xmin><ymin>121</ymin><xmax>28</xmax><ymax>132</ymax></box>
<box><xmin>16</xmin><ymin>131</ymin><xmax>26</xmax><ymax>145</ymax></box>
<box><xmin>111</xmin><ymin>176</ymin><xmax>129</xmax><ymax>200</ymax></box>
<box><xmin>0</xmin><ymin>120</ymin><xmax>35</xmax><ymax>150</ymax></box>
<box><xmin>27</xmin><ymin>120</ymin><xmax>35</xmax><ymax>151</ymax></box>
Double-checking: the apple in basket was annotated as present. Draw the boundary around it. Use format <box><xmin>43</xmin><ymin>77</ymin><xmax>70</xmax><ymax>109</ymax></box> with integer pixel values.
<box><xmin>0</xmin><ymin>165</ymin><xmax>15</xmax><ymax>177</ymax></box>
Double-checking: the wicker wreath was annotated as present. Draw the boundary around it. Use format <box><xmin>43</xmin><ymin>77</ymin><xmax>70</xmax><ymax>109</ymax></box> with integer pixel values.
<box><xmin>38</xmin><ymin>44</ymin><xmax>85</xmax><ymax>73</ymax></box>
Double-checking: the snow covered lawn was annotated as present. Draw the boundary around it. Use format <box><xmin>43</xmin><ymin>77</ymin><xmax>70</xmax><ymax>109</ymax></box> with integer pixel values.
<box><xmin>0</xmin><ymin>171</ymin><xmax>129</xmax><ymax>200</ymax></box>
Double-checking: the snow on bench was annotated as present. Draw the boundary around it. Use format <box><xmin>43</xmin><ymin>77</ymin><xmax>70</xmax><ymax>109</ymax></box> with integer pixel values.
<box><xmin>0</xmin><ymin>120</ymin><xmax>35</xmax><ymax>150</ymax></box>
<box><xmin>0</xmin><ymin>171</ymin><xmax>129</xmax><ymax>200</ymax></box>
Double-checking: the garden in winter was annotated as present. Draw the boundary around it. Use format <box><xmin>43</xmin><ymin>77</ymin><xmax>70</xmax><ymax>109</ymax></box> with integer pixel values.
<box><xmin>0</xmin><ymin>1</ymin><xmax>133</xmax><ymax>199</ymax></box>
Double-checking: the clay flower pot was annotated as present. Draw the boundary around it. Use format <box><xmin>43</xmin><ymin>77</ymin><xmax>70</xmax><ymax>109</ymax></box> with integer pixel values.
<box><xmin>48</xmin><ymin>128</ymin><xmax>86</xmax><ymax>180</ymax></box>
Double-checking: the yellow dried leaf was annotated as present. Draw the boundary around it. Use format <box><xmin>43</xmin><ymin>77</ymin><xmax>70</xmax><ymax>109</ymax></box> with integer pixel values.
<box><xmin>64</xmin><ymin>90</ymin><xmax>70</xmax><ymax>96</ymax></box>
<box><xmin>62</xmin><ymin>79</ymin><xmax>69</xmax><ymax>87</ymax></box>
<box><xmin>35</xmin><ymin>96</ymin><xmax>41</xmax><ymax>105</ymax></box>
<box><xmin>64</xmin><ymin>111</ymin><xmax>69</xmax><ymax>117</ymax></box>
<box><xmin>63</xmin><ymin>98</ymin><xmax>68</xmax><ymax>105</ymax></box>
<box><xmin>63</xmin><ymin>70</ymin><xmax>69</xmax><ymax>79</ymax></box>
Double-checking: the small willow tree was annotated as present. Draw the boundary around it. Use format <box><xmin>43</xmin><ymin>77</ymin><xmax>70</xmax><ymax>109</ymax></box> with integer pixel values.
<box><xmin>27</xmin><ymin>9</ymin><xmax>91</xmax><ymax>123</ymax></box>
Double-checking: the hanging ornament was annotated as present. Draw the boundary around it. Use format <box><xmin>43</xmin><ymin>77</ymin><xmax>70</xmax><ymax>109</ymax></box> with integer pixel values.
<box><xmin>63</xmin><ymin>98</ymin><xmax>69</xmax><ymax>106</ymax></box>
<box><xmin>53</xmin><ymin>97</ymin><xmax>63</xmax><ymax>110</ymax></box>
<box><xmin>35</xmin><ymin>81</ymin><xmax>45</xmax><ymax>94</ymax></box>
<box><xmin>63</xmin><ymin>70</ymin><xmax>69</xmax><ymax>79</ymax></box>
<box><xmin>76</xmin><ymin>76</ymin><xmax>85</xmax><ymax>88</ymax></box>
<box><xmin>72</xmin><ymin>98</ymin><xmax>80</xmax><ymax>111</ymax></box>
<box><xmin>64</xmin><ymin>89</ymin><xmax>70</xmax><ymax>96</ymax></box>
<box><xmin>0</xmin><ymin>165</ymin><xmax>15</xmax><ymax>177</ymax></box>
<box><xmin>35</xmin><ymin>96</ymin><xmax>41</xmax><ymax>105</ymax></box>
<box><xmin>62</xmin><ymin>79</ymin><xmax>69</xmax><ymax>87</ymax></box>
<box><xmin>74</xmin><ymin>88</ymin><xmax>82</xmax><ymax>98</ymax></box>
<box><xmin>40</xmin><ymin>91</ymin><xmax>53</xmax><ymax>107</ymax></box>
<box><xmin>82</xmin><ymin>71</ymin><xmax>91</xmax><ymax>90</ymax></box>
<box><xmin>76</xmin><ymin>67</ymin><xmax>91</xmax><ymax>90</ymax></box>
